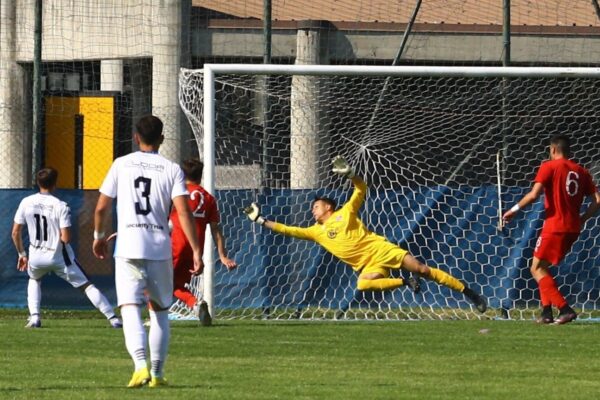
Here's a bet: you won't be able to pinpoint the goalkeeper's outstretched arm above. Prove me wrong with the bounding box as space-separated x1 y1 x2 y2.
332 155 355 179
332 155 367 213
332 155 366 187
243 203 271 228
243 156 365 238
243 203 315 240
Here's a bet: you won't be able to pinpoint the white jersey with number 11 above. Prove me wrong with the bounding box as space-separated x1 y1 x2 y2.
13 193 71 267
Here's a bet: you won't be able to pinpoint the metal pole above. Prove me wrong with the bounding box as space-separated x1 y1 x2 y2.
364 0 421 139
262 0 272 187
392 0 422 66
32 0 43 184
203 66 216 318
263 0 272 64
204 64 600 78
501 0 511 176
500 0 511 319
503 0 511 66
592 0 600 22
496 150 504 231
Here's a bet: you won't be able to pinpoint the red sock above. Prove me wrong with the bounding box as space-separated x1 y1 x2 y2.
174 288 197 309
537 276 553 307
538 275 567 309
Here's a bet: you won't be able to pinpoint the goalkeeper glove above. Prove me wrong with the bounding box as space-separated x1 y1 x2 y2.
244 202 266 225
332 156 355 179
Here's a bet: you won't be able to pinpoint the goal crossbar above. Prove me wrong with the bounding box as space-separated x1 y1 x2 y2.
197 64 600 78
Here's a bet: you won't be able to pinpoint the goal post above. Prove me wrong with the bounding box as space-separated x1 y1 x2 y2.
176 64 600 321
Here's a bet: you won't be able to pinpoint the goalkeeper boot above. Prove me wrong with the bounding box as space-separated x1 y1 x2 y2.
406 276 422 294
194 300 212 327
463 287 487 313
149 377 168 388
554 305 577 325
536 306 554 324
127 367 150 388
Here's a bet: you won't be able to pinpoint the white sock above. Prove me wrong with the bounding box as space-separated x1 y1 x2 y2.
27 279 41 320
148 309 170 378
84 284 116 319
120 305 147 371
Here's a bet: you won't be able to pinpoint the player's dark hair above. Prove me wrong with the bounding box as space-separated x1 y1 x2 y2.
550 134 571 156
313 196 337 210
135 115 163 145
182 158 204 182
36 167 58 189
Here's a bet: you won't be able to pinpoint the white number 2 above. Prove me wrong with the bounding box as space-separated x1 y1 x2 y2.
565 171 579 197
190 190 206 217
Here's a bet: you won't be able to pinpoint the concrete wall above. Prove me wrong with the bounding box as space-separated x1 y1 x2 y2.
194 29 600 65
0 1 30 187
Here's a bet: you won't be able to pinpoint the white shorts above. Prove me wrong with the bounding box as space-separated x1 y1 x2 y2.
114 257 173 309
28 259 89 288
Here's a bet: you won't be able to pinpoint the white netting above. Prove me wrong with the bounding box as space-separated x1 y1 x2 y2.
168 277 205 320
176 66 600 321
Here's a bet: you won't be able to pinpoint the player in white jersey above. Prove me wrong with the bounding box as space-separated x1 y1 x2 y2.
11 167 122 329
93 115 202 388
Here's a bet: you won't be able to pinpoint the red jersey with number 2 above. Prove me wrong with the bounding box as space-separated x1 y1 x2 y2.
534 158 597 234
170 183 219 259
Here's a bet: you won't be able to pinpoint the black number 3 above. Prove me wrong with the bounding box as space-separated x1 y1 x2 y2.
134 176 152 215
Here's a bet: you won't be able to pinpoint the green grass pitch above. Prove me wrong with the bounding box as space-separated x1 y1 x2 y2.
1 310 599 400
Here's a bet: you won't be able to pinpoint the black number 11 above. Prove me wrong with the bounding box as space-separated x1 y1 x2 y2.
33 214 48 241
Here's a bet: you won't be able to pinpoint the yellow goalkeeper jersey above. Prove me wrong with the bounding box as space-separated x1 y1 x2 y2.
271 178 407 273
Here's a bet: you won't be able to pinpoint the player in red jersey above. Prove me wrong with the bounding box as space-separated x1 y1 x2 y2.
503 134 600 325
169 159 237 325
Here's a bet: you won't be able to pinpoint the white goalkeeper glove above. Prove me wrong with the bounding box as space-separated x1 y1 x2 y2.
244 202 266 225
332 156 355 179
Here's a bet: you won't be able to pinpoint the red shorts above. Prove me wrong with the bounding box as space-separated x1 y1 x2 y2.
533 232 579 265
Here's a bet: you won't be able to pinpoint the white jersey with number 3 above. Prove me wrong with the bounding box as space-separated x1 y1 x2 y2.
100 151 188 260
13 193 71 267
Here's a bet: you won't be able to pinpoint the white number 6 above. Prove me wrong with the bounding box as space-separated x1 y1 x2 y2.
566 171 579 197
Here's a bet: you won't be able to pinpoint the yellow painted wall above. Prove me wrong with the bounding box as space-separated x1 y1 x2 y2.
45 96 78 188
44 95 115 189
80 97 114 189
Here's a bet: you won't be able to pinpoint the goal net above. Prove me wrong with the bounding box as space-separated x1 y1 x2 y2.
175 65 600 321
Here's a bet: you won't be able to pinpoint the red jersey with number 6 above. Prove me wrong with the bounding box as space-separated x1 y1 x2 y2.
534 158 597 234
170 183 219 258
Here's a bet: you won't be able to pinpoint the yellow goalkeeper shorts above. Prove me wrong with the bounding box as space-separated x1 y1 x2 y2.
358 246 408 278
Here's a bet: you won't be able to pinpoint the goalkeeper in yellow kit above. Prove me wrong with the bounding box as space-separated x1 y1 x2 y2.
244 156 487 313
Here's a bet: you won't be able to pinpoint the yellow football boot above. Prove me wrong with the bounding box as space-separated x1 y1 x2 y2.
149 377 168 388
127 367 150 388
